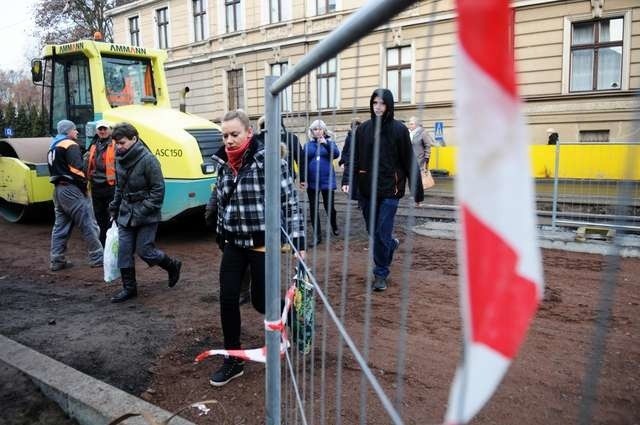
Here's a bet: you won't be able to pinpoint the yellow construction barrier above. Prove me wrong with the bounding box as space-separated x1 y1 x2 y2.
429 144 640 180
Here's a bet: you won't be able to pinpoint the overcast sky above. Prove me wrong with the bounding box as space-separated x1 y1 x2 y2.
0 0 39 73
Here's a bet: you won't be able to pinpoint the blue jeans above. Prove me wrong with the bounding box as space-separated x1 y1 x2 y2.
358 197 399 279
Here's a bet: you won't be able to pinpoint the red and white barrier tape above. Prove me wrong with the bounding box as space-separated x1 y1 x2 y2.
194 285 296 364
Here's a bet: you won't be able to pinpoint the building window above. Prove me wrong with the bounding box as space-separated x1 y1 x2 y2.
271 62 291 111
227 69 244 110
316 0 336 14
316 58 337 109
579 130 610 143
193 0 206 42
570 17 623 92
128 16 140 46
269 0 281 23
225 0 240 33
386 46 411 103
156 7 169 49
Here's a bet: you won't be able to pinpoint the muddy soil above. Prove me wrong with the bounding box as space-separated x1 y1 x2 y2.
0 206 638 425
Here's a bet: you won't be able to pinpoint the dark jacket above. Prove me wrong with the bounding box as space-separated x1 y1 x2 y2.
205 136 305 250
283 128 303 180
301 138 340 190
255 123 303 179
339 130 352 166
47 134 87 192
341 88 424 203
109 141 164 227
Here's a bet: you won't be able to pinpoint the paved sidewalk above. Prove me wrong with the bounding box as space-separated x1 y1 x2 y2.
413 221 640 258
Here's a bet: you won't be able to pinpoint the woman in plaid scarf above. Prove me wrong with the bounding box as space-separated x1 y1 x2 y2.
205 109 306 386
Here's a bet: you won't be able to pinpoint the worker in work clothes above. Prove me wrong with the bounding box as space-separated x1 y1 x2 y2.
85 119 116 245
47 119 104 271
108 122 182 303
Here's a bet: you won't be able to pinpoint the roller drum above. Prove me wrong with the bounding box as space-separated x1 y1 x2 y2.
0 138 53 222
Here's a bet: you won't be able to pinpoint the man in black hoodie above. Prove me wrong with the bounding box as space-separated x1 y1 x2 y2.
341 89 423 291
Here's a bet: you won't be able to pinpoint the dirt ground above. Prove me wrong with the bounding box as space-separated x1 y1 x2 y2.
0 206 638 425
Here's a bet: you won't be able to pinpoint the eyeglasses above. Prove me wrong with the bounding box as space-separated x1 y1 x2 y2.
312 127 323 131
97 126 109 131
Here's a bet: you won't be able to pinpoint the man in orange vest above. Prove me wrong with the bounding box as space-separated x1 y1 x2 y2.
86 119 116 245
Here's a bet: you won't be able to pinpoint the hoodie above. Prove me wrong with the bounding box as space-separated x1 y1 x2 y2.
342 88 423 202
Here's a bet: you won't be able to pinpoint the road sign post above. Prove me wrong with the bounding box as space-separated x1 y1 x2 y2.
434 121 444 143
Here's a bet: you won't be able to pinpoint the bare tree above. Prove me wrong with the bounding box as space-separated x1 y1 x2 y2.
32 0 115 47
0 71 40 107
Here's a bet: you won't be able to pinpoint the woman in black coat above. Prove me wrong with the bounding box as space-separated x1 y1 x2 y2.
108 122 182 303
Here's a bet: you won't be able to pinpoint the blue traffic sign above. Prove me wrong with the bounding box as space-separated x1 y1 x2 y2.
434 121 444 142
4 127 13 138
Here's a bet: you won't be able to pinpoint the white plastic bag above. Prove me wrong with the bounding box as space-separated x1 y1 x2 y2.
104 221 120 283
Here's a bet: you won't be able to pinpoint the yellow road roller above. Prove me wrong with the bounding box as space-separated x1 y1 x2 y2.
0 37 222 223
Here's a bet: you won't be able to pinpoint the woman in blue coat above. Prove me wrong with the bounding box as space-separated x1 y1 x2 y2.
300 119 340 247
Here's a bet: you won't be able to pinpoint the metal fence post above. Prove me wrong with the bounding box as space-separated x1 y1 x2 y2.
551 140 560 230
264 75 282 425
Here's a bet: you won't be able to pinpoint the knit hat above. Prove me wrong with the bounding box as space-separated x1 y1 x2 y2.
57 120 76 135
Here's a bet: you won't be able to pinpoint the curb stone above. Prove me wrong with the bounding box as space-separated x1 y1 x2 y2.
0 335 195 425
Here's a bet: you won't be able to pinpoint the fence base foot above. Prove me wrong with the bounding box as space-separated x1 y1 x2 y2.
575 226 616 242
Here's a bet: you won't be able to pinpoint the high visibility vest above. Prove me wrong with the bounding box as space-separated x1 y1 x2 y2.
87 140 116 186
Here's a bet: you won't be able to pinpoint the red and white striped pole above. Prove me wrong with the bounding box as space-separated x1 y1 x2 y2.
445 1 544 423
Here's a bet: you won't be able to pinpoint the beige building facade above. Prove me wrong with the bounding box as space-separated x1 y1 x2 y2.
108 0 639 144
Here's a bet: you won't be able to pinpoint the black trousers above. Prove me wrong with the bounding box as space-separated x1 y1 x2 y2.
306 188 338 240
91 186 115 246
219 244 265 349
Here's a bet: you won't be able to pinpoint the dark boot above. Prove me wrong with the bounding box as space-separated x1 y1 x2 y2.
159 255 182 287
111 268 137 303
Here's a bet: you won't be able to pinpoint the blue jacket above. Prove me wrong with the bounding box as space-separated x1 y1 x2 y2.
302 138 340 190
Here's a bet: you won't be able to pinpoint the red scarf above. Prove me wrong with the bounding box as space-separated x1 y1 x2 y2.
225 136 252 175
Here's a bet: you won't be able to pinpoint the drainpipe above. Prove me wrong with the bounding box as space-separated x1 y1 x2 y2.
179 86 190 112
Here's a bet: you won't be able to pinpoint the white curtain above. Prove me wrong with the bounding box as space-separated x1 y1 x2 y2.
572 22 593 44
597 47 622 90
600 18 623 42
570 50 593 91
